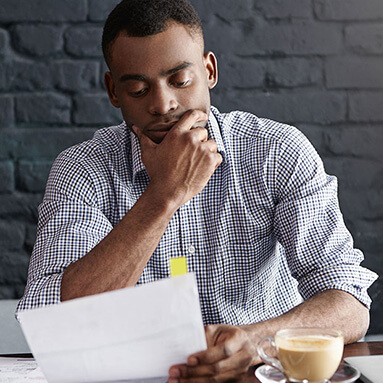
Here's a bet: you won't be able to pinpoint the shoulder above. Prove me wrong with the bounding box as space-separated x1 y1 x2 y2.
46 123 130 200
58 122 129 164
211 106 315 156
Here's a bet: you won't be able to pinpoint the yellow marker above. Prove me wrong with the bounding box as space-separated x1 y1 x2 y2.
170 257 188 277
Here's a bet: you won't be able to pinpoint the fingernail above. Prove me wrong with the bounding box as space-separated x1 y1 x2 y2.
187 356 198 366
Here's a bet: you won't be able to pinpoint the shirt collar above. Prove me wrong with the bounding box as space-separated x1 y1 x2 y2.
130 108 227 183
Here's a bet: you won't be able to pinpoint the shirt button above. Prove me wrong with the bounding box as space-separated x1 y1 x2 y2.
188 245 195 254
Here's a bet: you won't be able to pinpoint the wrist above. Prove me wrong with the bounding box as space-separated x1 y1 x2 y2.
143 182 183 218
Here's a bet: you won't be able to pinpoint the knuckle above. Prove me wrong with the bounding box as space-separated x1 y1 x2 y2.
189 109 199 118
223 343 234 357
186 366 196 377
205 324 215 335
211 362 221 374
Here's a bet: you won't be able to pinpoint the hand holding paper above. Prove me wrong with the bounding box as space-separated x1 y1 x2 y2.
19 273 207 383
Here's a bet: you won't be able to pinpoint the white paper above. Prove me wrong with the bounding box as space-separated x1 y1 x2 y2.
0 357 47 382
18 273 207 383
345 355 383 383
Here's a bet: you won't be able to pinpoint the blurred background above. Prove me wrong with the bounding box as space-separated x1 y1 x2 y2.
0 0 382 335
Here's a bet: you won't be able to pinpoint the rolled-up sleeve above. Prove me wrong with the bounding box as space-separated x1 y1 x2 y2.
16 152 113 316
273 128 378 308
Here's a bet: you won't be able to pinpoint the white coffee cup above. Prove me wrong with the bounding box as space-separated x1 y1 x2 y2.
257 328 344 383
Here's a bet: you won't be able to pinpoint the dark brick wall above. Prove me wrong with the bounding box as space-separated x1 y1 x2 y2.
0 1 382 334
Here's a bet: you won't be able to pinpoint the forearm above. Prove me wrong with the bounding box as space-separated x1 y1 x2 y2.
242 289 369 364
61 183 179 301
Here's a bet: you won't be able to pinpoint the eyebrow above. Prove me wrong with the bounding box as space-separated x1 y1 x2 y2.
119 62 193 83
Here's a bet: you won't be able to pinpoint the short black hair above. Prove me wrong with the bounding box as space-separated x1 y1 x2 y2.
102 0 203 66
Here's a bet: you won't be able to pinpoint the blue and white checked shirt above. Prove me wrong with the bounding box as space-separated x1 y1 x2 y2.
17 106 377 324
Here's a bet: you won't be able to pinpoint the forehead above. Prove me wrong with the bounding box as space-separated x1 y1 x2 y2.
108 22 204 75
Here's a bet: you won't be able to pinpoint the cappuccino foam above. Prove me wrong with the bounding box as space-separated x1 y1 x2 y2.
276 334 343 381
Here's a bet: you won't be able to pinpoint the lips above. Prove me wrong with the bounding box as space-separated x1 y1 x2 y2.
143 121 178 143
147 121 178 132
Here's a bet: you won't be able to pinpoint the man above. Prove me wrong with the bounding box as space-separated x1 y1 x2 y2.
18 0 377 381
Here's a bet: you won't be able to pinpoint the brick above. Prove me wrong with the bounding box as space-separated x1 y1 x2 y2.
254 0 311 19
325 157 382 191
5 61 52 91
219 57 322 90
17 160 52 193
0 251 30 286
338 189 383 221
0 220 25 251
0 28 8 55
65 27 103 57
0 192 41 220
16 93 71 124
297 125 327 157
4 60 99 92
88 0 121 22
213 90 346 124
0 161 15 193
345 25 383 55
55 61 100 92
73 94 122 125
25 223 37 252
352 220 383 253
0 284 26 299
265 58 322 88
206 21 342 56
11 24 63 56
0 128 97 160
192 0 254 21
349 92 383 122
0 62 5 90
314 0 383 21
257 23 342 55
326 57 383 89
218 56 265 89
0 96 14 125
0 0 87 22
316 125 383 161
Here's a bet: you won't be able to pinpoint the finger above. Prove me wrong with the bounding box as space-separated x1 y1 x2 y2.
189 337 242 366
174 110 208 133
131 124 157 149
202 139 218 153
214 152 223 169
169 349 252 379
189 126 208 142
169 369 248 383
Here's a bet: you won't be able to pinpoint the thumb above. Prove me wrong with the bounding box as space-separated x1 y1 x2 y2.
132 125 157 149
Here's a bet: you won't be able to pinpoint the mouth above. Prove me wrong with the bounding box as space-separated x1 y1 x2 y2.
141 121 176 143
147 121 178 132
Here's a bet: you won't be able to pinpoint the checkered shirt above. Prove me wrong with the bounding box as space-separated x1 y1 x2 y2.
17 106 378 324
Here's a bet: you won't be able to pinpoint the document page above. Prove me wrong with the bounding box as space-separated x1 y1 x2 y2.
345 355 383 383
0 357 47 382
18 273 207 383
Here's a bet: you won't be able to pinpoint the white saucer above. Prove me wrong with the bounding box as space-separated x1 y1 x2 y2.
255 363 360 383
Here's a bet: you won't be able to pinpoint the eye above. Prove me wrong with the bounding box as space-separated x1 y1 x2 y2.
128 88 148 97
172 80 190 88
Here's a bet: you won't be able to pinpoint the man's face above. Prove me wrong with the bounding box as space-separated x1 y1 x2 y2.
105 22 218 144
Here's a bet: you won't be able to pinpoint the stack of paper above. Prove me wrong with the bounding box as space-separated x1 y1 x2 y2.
18 273 207 383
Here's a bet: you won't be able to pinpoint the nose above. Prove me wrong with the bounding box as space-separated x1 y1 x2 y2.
148 84 178 115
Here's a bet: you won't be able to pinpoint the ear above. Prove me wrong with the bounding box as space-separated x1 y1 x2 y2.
104 71 121 108
203 51 218 89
